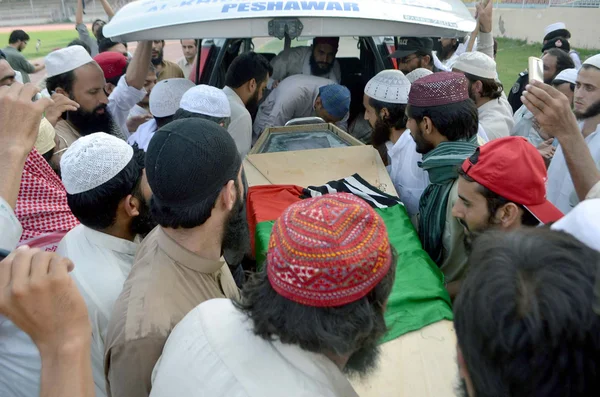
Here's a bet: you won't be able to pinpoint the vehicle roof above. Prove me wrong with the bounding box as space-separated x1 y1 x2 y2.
104 0 476 42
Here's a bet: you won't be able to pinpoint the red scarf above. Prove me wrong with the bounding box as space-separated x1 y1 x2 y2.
15 149 79 243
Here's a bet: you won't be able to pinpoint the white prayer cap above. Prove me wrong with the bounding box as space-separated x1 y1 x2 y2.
553 68 578 85
453 52 497 80
45 46 94 78
60 132 134 195
150 78 196 118
583 54 600 70
406 68 433 84
551 199 600 251
544 22 567 37
180 84 231 117
35 118 56 155
364 70 411 104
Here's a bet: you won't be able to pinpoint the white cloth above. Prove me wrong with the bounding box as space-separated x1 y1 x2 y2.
0 196 22 251
108 76 147 139
478 96 514 141
510 104 545 147
56 225 139 397
270 46 341 84
477 123 490 146
551 198 600 251
150 299 359 397
181 85 231 118
0 315 41 397
223 86 252 158
177 57 193 79
570 51 582 69
128 104 151 120
253 75 343 139
587 181 600 199
547 122 600 214
387 132 429 217
128 118 158 151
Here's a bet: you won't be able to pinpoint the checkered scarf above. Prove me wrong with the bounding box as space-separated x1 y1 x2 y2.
15 149 79 243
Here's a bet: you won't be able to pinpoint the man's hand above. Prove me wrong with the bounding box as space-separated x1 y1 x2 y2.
127 114 153 132
0 247 90 355
521 80 579 140
537 138 556 167
0 82 54 156
45 93 79 127
476 0 493 33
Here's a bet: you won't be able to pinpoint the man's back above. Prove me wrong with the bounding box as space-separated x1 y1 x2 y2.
104 226 239 397
151 299 358 397
253 74 334 137
2 46 34 83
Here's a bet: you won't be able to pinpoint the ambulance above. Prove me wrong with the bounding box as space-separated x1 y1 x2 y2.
104 2 476 396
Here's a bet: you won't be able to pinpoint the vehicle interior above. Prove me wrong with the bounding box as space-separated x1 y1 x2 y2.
196 36 396 134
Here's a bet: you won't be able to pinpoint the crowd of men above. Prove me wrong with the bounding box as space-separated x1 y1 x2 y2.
0 1 600 396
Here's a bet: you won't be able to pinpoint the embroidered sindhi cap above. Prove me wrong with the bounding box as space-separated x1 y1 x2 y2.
266 193 393 308
408 72 470 107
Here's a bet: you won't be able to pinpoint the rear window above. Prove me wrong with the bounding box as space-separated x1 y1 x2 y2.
254 37 360 58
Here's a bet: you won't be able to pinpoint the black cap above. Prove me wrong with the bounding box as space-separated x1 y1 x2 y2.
146 118 242 209
390 37 433 59
542 36 570 54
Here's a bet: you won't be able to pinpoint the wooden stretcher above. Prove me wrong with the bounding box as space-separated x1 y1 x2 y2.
243 134 458 397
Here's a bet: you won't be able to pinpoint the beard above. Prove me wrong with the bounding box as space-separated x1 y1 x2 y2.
371 117 391 147
411 126 435 154
245 88 261 115
574 98 600 120
130 192 157 238
151 50 164 66
438 44 456 62
66 103 117 136
343 340 382 379
457 217 497 253
309 54 334 77
221 189 251 265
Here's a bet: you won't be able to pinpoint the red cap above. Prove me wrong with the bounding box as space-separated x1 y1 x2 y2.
461 136 563 224
93 52 127 80
408 72 470 107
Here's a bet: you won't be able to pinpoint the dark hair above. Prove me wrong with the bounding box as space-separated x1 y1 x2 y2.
458 168 540 227
368 98 407 130
463 72 503 100
95 25 106 41
225 52 273 89
180 39 199 47
234 248 397 357
155 115 174 129
545 48 575 75
98 38 127 53
414 49 434 67
173 108 231 128
552 79 575 92
68 39 91 55
46 69 77 95
150 169 241 229
455 228 600 396
544 28 571 42
9 30 29 44
406 100 478 141
67 154 144 230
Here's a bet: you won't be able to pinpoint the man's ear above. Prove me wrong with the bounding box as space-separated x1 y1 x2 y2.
380 107 390 120
423 54 432 66
422 116 434 136
122 194 141 218
497 202 521 228
55 87 68 97
218 180 236 212
248 78 257 93
314 96 322 110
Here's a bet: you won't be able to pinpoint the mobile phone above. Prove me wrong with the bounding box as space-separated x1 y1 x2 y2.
0 248 10 261
528 57 544 83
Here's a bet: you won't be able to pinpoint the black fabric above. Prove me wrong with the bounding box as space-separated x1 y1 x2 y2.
542 37 570 53
302 174 402 209
145 118 241 208
507 71 528 114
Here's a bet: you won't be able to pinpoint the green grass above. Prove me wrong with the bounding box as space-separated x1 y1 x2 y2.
495 37 599 88
0 29 80 60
